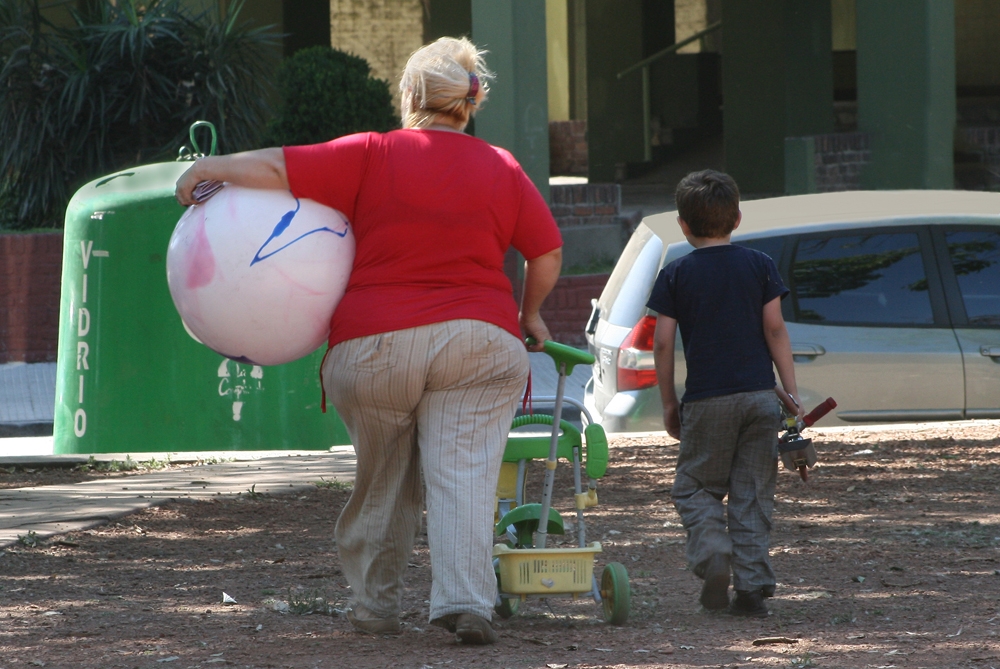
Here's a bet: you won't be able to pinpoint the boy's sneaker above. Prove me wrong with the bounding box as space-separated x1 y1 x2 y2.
345 603 401 634
729 590 769 617
698 553 731 611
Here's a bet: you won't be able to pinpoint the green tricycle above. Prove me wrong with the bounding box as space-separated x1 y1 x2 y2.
492 339 630 625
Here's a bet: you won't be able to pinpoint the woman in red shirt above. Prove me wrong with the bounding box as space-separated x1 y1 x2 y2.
176 37 562 645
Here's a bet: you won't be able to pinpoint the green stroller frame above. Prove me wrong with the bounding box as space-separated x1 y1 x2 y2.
492 339 630 625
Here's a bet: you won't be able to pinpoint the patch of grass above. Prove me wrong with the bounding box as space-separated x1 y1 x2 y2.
17 531 40 548
101 455 139 472
243 484 265 500
314 477 352 491
197 457 233 466
73 457 97 473
790 655 817 669
285 588 337 616
830 611 856 624
74 455 171 473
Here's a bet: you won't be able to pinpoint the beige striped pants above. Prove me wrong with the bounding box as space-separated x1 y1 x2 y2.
323 319 529 622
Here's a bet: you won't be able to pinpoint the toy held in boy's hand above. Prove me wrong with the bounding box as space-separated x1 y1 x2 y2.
776 391 837 481
166 184 354 366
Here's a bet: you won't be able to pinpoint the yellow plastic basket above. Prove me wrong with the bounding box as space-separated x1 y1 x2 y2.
493 542 602 594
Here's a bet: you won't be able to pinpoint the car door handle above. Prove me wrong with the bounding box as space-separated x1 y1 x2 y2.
792 345 826 357
981 347 1000 358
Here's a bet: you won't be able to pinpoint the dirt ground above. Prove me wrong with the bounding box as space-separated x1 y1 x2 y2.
3 421 1000 669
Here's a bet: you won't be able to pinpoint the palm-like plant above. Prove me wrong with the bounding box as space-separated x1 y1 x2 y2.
0 0 278 230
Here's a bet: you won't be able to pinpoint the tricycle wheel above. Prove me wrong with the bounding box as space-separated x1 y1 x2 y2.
600 562 630 625
494 570 519 619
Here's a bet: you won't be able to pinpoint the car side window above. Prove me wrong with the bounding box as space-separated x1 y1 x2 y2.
790 232 934 325
944 230 1000 326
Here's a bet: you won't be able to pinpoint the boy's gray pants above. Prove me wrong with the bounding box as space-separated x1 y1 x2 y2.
671 389 780 593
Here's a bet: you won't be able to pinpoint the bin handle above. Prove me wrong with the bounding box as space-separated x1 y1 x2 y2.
190 121 218 157
176 121 218 161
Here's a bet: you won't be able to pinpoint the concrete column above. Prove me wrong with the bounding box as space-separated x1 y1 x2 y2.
721 0 833 194
472 0 551 201
785 136 817 195
857 0 955 189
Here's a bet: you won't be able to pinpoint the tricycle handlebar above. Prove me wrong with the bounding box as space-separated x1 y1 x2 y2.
525 338 595 375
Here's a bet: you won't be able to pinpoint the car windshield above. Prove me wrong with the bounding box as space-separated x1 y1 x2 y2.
600 224 662 327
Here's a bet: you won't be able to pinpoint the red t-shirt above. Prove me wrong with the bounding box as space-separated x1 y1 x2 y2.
283 129 562 347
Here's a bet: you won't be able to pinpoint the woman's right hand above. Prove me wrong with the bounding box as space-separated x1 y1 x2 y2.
175 161 205 206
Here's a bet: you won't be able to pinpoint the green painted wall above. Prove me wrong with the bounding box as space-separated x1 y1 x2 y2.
425 0 473 41
472 0 551 200
283 0 331 56
585 0 645 182
721 0 833 194
857 0 955 189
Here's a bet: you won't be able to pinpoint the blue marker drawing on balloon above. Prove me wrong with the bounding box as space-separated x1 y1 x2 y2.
250 199 349 266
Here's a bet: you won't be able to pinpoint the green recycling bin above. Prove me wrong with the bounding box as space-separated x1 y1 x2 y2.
53 158 350 454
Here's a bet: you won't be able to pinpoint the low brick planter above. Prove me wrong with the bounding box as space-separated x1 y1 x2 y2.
0 232 63 363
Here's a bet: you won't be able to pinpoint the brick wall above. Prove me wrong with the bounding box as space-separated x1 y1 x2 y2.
809 128 1000 191
549 183 620 223
549 120 588 176
0 233 63 363
549 183 642 235
958 126 1000 190
328 0 425 110
813 132 871 192
548 183 642 274
540 273 608 348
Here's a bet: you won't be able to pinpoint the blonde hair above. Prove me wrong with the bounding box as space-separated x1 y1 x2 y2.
400 37 493 130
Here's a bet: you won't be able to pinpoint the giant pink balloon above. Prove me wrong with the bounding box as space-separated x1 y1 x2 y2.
166 185 354 366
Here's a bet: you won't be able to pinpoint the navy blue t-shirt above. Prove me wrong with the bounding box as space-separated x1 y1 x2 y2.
645 244 789 402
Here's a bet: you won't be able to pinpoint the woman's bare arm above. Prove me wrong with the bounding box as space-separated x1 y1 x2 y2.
519 247 562 351
175 149 289 206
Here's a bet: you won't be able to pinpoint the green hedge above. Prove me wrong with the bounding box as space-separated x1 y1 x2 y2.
265 46 398 147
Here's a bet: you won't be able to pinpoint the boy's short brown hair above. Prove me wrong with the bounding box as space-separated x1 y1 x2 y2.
675 169 741 238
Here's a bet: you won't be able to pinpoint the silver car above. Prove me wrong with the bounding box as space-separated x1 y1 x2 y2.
584 191 1000 431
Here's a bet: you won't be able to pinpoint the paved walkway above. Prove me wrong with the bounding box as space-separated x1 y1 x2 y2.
0 448 357 549
0 362 56 436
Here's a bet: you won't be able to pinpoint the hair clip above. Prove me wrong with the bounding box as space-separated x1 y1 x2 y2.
467 72 479 105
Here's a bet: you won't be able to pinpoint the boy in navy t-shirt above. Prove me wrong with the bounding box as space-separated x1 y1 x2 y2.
647 170 803 617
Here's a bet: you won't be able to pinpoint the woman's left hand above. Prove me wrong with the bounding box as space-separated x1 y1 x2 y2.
520 312 551 352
